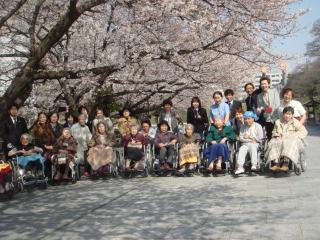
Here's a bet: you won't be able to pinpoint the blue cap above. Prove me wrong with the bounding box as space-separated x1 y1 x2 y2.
243 111 258 121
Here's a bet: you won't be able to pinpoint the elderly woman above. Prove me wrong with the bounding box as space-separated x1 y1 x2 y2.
205 118 236 171
234 112 264 175
8 133 44 177
154 121 178 170
210 91 231 126
178 124 201 173
88 122 115 175
277 88 307 125
140 119 157 144
265 106 308 172
92 107 114 135
71 114 92 177
53 128 77 180
117 108 139 136
123 125 148 171
158 99 182 134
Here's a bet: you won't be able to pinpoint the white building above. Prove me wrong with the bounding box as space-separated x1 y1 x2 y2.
252 72 283 89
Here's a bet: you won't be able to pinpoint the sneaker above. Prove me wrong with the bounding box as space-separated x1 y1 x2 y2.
280 164 289 172
251 166 257 171
235 168 245 175
271 164 280 172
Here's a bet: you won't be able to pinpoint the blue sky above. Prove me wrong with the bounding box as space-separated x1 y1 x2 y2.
273 0 320 72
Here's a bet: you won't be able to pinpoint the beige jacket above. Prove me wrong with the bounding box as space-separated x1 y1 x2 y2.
272 118 308 140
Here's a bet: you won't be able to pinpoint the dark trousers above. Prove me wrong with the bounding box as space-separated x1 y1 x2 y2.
264 122 275 140
159 145 175 164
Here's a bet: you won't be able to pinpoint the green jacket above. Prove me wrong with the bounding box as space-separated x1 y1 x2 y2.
206 125 236 144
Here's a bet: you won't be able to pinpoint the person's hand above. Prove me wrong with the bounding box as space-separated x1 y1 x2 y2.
159 143 164 148
45 145 53 150
220 138 227 144
211 140 216 145
252 140 256 144
256 108 262 114
244 133 250 139
171 140 177 145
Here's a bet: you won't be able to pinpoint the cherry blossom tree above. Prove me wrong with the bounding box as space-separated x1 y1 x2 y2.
0 0 304 122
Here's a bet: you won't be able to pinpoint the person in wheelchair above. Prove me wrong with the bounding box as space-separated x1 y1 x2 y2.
87 122 116 176
8 133 44 178
154 121 178 170
140 119 157 144
1 140 13 194
205 118 236 172
53 128 77 181
177 124 201 174
265 106 308 172
123 125 148 171
234 111 264 175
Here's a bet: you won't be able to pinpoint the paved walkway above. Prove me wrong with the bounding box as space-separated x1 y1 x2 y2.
1 126 320 240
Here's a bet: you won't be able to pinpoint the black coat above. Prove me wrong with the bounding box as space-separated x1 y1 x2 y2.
226 100 242 119
187 107 209 134
0 115 28 147
245 88 261 112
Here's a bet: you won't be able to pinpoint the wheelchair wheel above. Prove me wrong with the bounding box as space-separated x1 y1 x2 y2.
294 166 302 176
299 155 307 172
143 168 149 177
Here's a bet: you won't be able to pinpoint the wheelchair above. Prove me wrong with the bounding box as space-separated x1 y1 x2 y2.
10 148 48 190
151 143 179 176
233 138 267 176
200 140 236 176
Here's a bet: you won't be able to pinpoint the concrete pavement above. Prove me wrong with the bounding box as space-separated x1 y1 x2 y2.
1 126 320 240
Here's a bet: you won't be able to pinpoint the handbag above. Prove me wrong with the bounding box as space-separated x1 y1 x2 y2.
57 154 67 165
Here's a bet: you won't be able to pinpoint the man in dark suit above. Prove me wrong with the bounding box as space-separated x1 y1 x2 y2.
244 83 261 112
224 89 242 119
0 104 28 155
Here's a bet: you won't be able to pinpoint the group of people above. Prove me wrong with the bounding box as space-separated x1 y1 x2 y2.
0 75 309 193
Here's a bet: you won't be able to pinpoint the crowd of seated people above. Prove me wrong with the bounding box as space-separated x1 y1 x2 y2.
0 75 310 184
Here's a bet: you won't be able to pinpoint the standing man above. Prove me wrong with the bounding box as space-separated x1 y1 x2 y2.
224 89 242 119
256 76 280 140
0 104 28 155
244 83 261 112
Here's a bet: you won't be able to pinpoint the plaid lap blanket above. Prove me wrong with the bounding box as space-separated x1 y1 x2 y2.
179 143 199 167
266 136 303 164
87 146 114 170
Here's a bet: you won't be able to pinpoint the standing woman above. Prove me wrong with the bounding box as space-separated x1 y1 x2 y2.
277 88 307 125
32 112 56 177
117 108 139 137
210 91 230 126
187 97 209 138
158 99 182 134
48 112 63 138
78 106 93 132
92 107 114 135
63 112 75 129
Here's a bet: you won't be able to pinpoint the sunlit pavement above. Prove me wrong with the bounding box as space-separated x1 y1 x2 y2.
1 126 320 240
